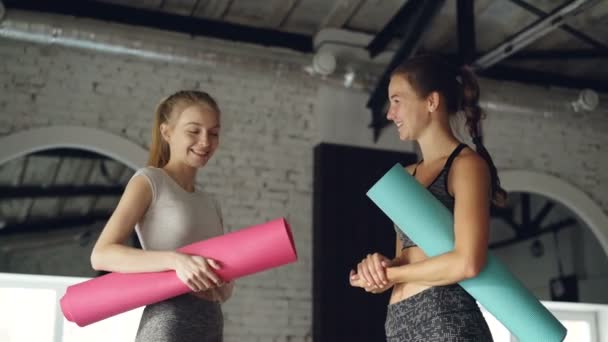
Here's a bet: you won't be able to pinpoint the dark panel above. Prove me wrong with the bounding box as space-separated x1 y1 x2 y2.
313 143 417 342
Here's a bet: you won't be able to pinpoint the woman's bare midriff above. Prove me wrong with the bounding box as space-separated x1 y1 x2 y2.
389 246 431 305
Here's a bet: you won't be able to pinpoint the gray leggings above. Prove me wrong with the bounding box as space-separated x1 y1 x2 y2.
385 285 493 342
135 293 223 342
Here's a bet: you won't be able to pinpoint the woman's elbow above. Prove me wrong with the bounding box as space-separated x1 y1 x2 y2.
90 247 106 271
462 257 487 279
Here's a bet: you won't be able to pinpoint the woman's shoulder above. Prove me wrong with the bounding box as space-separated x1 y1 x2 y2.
450 149 490 184
131 167 165 198
452 148 487 171
133 166 163 177
403 162 421 175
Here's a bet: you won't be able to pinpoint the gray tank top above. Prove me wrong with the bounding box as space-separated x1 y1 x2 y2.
133 167 224 250
396 144 467 249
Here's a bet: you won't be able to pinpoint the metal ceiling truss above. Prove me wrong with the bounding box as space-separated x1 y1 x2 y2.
0 211 112 236
366 0 446 141
472 0 595 70
511 49 608 60
507 0 608 51
477 0 608 90
457 0 476 65
0 184 124 199
0 149 127 236
367 0 606 140
490 194 577 249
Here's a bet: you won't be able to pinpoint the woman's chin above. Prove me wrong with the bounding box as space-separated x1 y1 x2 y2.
398 132 411 141
187 157 210 168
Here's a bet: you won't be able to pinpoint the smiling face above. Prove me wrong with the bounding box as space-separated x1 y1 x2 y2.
386 74 433 141
161 104 220 169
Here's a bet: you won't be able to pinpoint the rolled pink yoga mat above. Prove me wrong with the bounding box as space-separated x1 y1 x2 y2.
61 217 297 327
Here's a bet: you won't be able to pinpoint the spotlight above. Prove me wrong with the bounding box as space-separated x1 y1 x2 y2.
571 88 599 112
312 50 336 76
343 68 356 88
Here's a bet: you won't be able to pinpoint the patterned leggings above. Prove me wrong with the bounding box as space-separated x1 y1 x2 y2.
385 285 494 342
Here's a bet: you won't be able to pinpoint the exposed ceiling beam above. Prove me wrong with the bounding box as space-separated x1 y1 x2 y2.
192 0 233 19
496 212 520 233
367 0 421 58
0 185 124 199
4 0 313 53
531 201 555 229
16 155 29 186
490 217 577 249
366 0 446 141
270 0 299 28
511 49 608 60
159 0 197 16
0 211 111 236
521 193 531 228
507 0 608 51
319 0 365 29
473 0 593 70
479 65 608 92
457 0 476 64
29 148 109 160
57 159 100 215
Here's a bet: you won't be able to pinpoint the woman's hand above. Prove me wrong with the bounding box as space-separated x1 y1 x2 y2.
357 253 393 289
172 252 224 292
191 281 235 302
191 289 220 302
349 270 393 294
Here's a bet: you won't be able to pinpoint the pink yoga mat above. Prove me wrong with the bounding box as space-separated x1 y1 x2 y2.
61 217 297 327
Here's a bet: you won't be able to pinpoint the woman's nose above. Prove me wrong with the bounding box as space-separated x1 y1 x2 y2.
386 107 394 121
199 133 210 147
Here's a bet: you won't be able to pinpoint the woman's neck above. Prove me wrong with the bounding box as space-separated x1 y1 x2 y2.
162 161 197 192
417 120 460 163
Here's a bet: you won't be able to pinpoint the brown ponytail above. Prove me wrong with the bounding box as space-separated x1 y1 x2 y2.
147 90 221 168
459 66 507 207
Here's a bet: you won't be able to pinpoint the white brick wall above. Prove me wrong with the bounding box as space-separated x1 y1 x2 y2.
480 79 608 211
1 8 608 341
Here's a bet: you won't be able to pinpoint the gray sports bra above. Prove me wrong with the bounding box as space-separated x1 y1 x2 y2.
396 143 467 249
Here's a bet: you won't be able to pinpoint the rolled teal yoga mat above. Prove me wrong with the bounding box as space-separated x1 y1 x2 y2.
367 164 566 342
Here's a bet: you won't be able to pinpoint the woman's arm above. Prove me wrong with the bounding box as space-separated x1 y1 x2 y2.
90 174 223 291
90 175 177 273
214 281 235 302
386 153 491 286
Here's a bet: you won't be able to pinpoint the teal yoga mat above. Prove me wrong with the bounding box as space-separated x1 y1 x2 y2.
366 164 567 342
